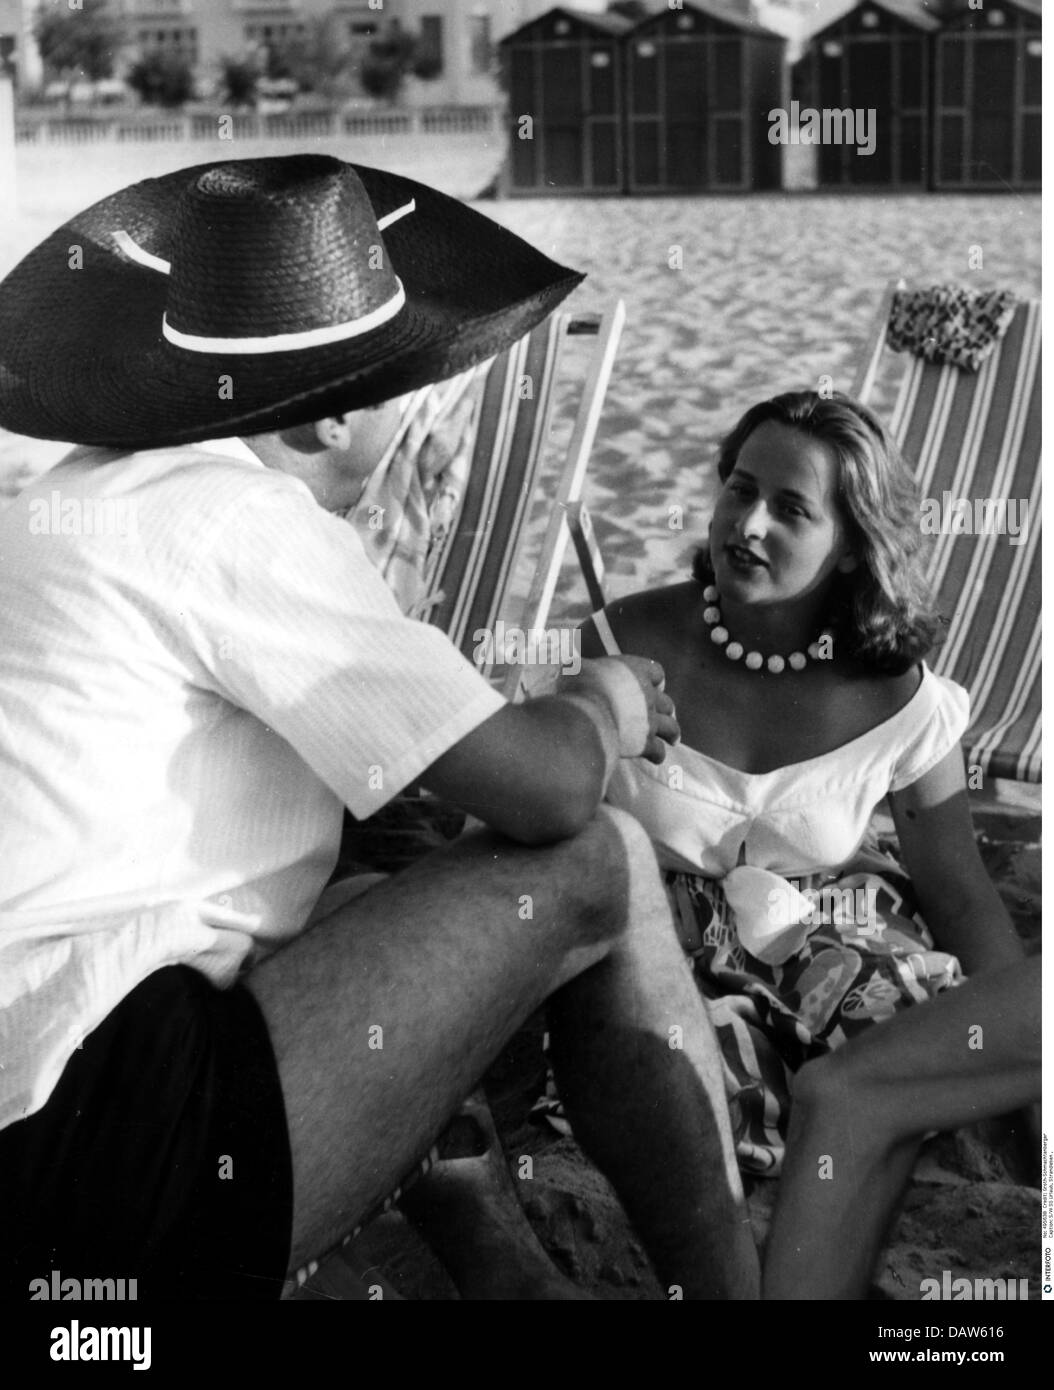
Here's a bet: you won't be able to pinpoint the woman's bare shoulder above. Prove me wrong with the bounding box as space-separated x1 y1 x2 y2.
603 581 699 655
840 659 924 725
878 662 924 710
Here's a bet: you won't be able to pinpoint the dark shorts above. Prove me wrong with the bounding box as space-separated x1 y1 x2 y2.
0 966 293 1301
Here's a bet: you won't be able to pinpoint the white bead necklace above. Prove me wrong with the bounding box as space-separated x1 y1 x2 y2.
702 584 831 675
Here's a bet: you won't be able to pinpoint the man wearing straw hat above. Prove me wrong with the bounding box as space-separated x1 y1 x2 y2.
0 156 756 1301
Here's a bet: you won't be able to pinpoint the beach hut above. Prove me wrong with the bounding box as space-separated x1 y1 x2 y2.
500 7 632 195
933 0 1041 191
795 0 938 190
624 1 785 193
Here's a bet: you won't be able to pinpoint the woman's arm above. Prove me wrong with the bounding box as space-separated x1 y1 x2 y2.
888 747 1024 974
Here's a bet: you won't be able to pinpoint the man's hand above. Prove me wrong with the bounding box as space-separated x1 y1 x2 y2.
557 656 680 764
420 657 678 845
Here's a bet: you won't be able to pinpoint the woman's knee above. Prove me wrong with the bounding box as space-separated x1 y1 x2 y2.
788 1051 849 1119
789 1046 894 1158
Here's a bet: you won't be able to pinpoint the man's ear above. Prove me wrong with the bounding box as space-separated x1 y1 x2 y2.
314 414 354 450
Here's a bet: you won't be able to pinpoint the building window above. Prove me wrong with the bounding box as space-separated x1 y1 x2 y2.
138 26 198 65
469 14 492 76
244 22 307 46
419 15 444 76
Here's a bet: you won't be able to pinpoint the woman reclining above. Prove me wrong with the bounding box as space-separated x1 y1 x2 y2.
579 389 1029 1182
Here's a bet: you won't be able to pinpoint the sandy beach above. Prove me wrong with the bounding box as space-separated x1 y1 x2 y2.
0 133 1041 1301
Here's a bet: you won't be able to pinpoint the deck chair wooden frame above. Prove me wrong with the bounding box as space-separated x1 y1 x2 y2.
853 282 1041 783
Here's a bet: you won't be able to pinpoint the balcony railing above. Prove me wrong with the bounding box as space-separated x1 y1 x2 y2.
121 0 193 16
229 0 302 12
14 105 502 146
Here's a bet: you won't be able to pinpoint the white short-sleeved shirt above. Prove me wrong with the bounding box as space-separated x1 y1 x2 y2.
0 438 505 1130
595 613 970 879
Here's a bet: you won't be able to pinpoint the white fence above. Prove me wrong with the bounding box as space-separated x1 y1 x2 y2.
15 105 502 146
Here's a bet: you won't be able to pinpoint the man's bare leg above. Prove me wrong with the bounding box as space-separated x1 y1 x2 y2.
763 957 1041 1300
247 805 758 1297
546 840 758 1300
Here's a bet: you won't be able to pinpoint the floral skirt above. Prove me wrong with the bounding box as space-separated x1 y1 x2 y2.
668 861 962 1175
531 858 962 1177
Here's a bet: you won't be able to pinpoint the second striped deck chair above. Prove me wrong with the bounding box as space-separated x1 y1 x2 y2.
853 284 1041 783
424 300 624 696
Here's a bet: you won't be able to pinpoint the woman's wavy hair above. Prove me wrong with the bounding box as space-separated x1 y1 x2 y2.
693 390 944 674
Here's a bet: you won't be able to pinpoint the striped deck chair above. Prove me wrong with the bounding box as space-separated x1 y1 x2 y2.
425 299 624 696
852 284 1041 783
290 301 626 1296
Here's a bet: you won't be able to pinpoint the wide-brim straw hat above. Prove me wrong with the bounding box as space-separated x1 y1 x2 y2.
0 154 584 449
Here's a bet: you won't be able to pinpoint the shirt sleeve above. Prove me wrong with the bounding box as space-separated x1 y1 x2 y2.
176 472 506 819
888 671 971 793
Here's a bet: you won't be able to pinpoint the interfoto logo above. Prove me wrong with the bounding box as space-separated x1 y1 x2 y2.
768 101 876 157
28 490 139 539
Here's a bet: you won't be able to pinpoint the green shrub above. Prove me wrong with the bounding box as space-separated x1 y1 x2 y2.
127 51 194 109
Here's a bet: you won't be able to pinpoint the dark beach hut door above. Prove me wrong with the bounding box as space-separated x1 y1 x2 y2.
627 33 663 188
815 4 930 188
584 40 622 190
506 10 625 192
540 27 586 188
710 34 748 189
665 25 713 188
628 6 750 192
508 37 541 189
935 2 1041 190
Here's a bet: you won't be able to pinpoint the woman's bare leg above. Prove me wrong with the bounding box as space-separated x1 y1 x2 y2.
763 956 1041 1300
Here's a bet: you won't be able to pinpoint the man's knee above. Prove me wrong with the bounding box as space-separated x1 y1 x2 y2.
593 802 662 867
550 804 665 951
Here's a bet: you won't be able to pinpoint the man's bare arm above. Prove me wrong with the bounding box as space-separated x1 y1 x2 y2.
422 658 678 846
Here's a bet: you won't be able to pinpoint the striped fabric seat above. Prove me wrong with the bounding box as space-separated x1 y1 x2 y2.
427 301 625 694
854 286 1041 783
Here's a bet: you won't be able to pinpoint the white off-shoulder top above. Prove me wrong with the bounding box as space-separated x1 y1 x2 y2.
594 610 971 880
